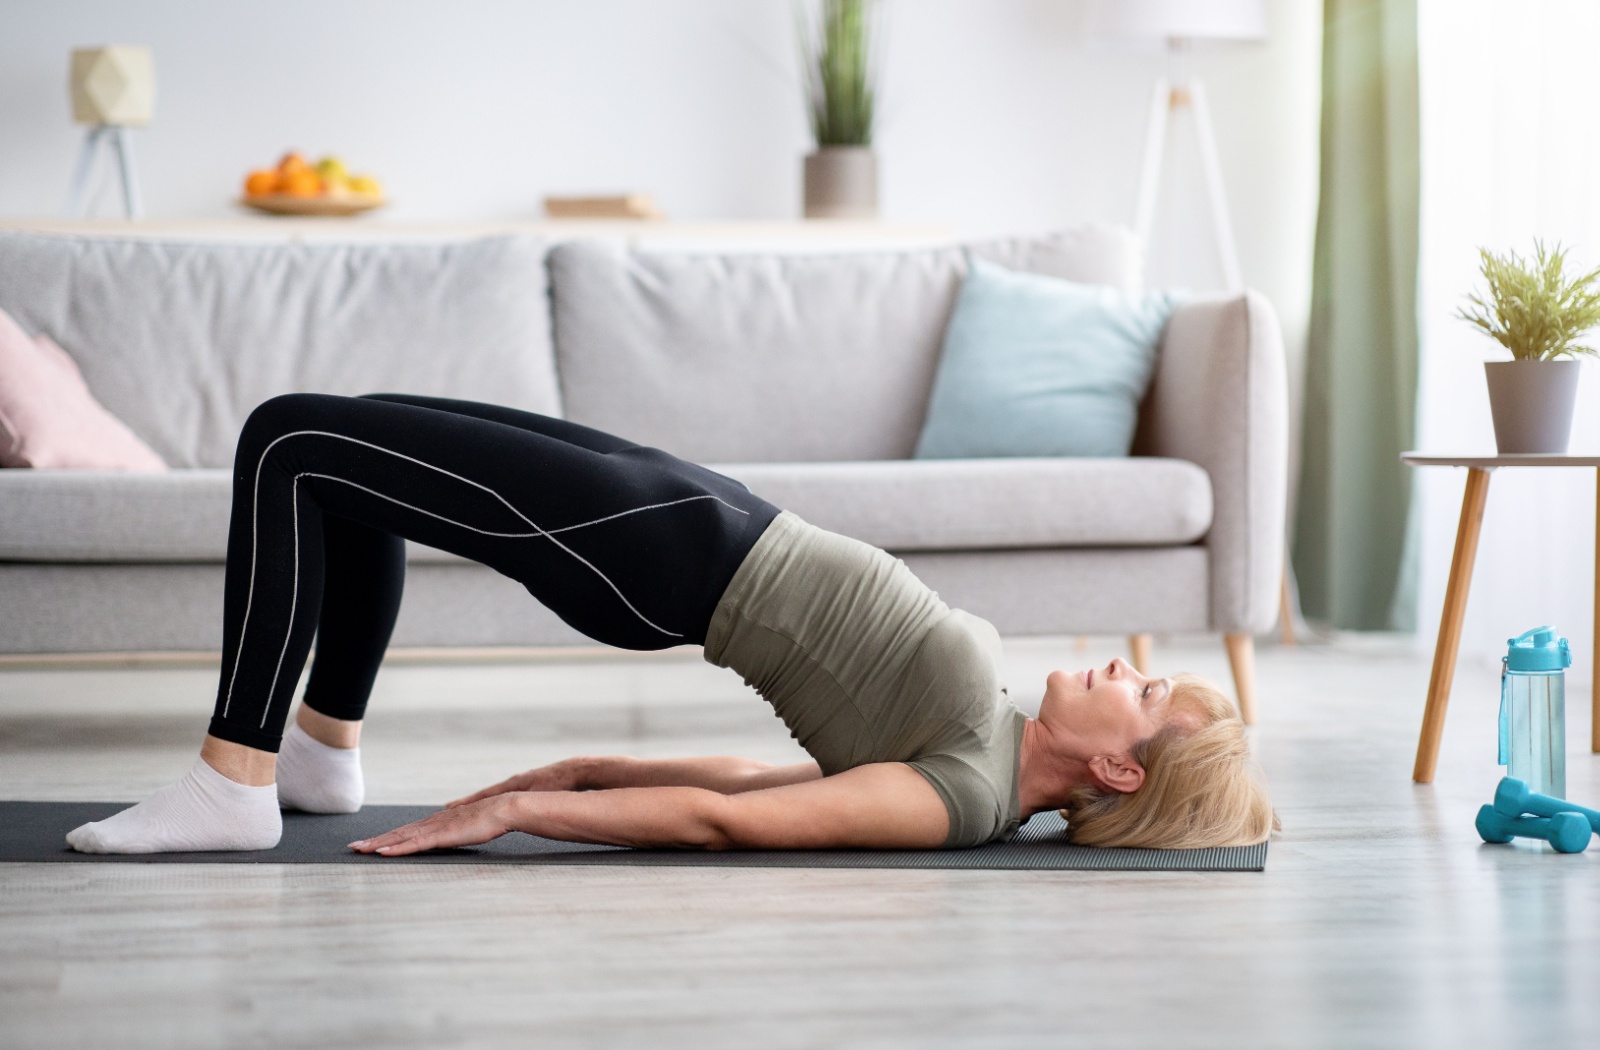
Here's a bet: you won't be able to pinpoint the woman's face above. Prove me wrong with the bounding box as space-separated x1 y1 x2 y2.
1038 657 1178 760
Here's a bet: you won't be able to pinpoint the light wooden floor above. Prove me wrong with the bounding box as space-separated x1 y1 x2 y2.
3 636 1598 1050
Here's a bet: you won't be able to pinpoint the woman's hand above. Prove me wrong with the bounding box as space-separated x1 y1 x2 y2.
446 760 583 808
350 795 523 856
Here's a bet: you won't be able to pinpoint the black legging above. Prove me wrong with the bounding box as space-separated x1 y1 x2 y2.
207 393 779 753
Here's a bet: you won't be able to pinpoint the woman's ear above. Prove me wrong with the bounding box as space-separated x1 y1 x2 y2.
1087 753 1146 795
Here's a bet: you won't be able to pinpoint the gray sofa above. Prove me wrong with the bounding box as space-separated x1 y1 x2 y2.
0 227 1286 715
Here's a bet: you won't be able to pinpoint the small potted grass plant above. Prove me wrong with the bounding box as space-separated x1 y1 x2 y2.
1457 240 1600 453
799 0 879 219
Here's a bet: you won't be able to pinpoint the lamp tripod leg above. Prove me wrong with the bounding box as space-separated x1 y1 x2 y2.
1188 78 1243 292
66 125 107 217
110 127 143 220
1132 77 1171 250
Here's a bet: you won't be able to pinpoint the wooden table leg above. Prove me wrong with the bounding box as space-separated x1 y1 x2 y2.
1413 467 1492 783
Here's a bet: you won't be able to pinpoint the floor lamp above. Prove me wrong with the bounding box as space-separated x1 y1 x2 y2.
66 46 154 220
1082 0 1266 290
1082 2 1297 677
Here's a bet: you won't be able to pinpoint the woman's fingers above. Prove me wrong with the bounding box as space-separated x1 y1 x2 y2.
349 799 514 856
446 764 566 808
445 774 525 809
444 787 492 809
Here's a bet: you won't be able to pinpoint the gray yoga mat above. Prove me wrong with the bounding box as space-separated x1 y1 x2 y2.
0 802 1267 871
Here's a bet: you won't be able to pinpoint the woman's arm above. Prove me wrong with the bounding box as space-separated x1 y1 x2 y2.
447 755 822 807
352 762 950 855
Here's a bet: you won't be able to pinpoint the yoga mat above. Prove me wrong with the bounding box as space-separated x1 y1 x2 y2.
0 802 1267 871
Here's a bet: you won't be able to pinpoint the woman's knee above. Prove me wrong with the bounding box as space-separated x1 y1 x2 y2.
236 393 338 457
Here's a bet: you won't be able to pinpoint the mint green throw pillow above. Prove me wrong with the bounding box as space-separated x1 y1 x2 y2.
913 257 1178 460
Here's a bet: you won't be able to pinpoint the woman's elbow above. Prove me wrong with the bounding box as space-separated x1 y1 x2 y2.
693 793 758 851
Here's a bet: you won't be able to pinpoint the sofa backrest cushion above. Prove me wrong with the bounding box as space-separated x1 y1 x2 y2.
0 232 560 468
548 226 1141 462
914 259 1179 460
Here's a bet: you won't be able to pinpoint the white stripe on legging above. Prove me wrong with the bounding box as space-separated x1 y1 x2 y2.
222 428 746 723
297 476 748 539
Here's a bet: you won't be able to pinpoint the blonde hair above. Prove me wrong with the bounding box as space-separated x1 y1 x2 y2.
1059 674 1278 849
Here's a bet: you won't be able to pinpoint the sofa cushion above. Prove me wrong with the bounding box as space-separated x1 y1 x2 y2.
0 470 459 564
0 457 1210 562
549 226 1142 464
720 458 1211 550
0 232 561 469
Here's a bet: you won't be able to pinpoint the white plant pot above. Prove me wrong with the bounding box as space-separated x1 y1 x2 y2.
803 147 877 220
1484 360 1582 453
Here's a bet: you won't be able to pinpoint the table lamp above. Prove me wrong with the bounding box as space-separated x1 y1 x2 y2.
66 45 155 219
1082 0 1267 290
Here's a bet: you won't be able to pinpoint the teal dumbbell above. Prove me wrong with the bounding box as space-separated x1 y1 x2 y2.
1475 805 1590 853
1492 777 1600 835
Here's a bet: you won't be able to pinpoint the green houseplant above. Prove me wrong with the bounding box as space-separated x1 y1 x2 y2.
1457 241 1600 453
799 0 879 219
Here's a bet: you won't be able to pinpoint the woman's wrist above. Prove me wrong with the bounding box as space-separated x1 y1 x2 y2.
563 755 616 791
500 791 545 836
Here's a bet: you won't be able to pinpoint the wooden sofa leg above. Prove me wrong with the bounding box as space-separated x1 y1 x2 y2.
1223 632 1258 725
1129 634 1153 674
1278 559 1297 646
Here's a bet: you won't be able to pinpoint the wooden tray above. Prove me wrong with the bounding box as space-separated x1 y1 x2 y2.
237 193 385 217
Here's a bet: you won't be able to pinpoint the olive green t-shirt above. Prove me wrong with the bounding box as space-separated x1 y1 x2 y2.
703 511 1029 848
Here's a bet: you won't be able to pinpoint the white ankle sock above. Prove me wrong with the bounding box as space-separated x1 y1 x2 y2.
66 758 282 854
275 720 364 814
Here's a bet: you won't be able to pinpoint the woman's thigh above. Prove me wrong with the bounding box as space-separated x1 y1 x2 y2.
356 392 635 454
235 393 777 649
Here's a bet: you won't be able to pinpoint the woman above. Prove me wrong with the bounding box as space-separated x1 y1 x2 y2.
67 393 1274 856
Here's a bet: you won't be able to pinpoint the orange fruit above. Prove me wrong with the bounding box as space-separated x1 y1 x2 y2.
277 151 310 176
244 170 278 196
281 170 322 197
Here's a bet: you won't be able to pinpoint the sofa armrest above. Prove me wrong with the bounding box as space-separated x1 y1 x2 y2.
1133 291 1288 634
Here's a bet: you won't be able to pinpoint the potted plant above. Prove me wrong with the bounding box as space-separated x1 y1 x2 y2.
799 0 879 219
1457 240 1600 453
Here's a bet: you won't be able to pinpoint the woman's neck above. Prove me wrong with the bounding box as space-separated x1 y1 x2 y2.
1016 716 1093 818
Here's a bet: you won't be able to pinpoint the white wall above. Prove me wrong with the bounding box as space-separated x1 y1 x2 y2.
1416 0 1600 688
0 0 1320 304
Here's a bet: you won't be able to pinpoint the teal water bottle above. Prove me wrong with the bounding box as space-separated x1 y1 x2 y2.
1499 627 1570 799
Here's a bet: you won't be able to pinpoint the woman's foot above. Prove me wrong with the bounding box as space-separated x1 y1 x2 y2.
276 720 365 814
65 758 282 854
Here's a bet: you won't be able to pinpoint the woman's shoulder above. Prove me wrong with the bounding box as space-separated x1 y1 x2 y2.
906 707 1028 848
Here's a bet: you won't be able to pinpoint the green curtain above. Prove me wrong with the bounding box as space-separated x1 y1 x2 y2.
1293 0 1421 631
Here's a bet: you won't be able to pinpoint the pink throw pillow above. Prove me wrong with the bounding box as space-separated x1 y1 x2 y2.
0 308 167 471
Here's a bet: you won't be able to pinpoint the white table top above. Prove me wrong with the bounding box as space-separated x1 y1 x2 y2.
1401 452 1600 467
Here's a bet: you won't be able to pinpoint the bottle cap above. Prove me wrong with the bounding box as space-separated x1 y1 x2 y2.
1505 626 1572 672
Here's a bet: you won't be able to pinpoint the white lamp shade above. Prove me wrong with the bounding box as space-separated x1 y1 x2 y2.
1082 0 1267 42
70 46 155 126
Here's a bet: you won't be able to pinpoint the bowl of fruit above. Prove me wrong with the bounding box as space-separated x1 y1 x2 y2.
239 152 385 216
